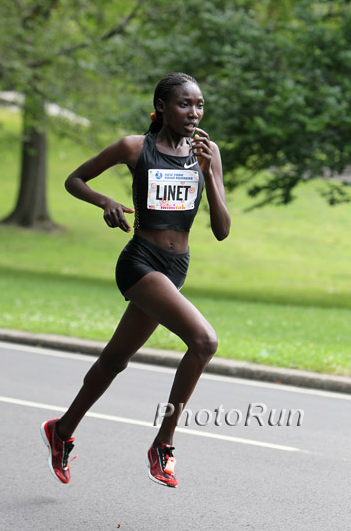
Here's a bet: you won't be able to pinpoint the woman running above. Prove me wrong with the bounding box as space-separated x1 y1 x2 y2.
41 72 231 488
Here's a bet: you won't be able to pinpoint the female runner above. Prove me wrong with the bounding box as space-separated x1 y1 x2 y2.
41 72 231 488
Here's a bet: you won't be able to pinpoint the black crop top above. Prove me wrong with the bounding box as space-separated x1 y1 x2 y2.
132 133 204 232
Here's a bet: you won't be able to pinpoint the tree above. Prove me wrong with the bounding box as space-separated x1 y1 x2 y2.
127 0 351 207
0 0 146 229
2 0 351 222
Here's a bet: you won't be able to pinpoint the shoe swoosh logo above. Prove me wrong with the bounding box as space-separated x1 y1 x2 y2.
184 161 197 169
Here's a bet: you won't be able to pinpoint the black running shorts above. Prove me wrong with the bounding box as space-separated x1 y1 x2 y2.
115 234 190 299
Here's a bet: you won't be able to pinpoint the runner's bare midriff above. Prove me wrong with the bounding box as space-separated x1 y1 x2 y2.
135 228 189 253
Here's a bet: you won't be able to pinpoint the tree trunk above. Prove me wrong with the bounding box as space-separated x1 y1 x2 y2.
1 92 58 230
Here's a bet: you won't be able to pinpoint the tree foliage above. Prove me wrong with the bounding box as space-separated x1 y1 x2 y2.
0 0 146 228
1 0 351 222
127 0 351 206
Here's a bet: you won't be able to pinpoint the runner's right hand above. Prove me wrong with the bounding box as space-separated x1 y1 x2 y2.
103 199 134 232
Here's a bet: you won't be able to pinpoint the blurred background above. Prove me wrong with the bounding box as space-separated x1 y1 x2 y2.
1 0 351 375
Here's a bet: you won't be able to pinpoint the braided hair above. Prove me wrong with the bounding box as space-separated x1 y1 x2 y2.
145 72 199 135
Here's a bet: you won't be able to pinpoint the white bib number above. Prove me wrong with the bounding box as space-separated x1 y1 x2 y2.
147 169 199 211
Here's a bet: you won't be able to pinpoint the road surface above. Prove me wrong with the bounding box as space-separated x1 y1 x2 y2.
0 341 350 530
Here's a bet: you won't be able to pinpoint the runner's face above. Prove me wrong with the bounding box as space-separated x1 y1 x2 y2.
159 82 204 137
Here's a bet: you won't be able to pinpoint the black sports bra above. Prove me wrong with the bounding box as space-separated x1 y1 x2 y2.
133 134 204 232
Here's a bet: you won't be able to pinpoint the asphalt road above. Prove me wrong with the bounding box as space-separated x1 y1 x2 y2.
0 341 350 531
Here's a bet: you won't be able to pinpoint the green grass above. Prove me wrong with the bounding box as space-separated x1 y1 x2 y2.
1 107 351 376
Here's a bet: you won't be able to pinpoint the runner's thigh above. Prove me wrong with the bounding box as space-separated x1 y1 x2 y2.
125 271 217 349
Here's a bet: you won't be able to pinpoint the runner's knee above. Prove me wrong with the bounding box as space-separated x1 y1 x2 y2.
189 326 218 363
96 353 129 379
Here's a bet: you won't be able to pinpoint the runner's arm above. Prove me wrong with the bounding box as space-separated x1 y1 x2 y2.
65 136 142 231
204 141 231 240
191 128 230 240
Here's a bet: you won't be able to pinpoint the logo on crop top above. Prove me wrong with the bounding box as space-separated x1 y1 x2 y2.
183 161 197 169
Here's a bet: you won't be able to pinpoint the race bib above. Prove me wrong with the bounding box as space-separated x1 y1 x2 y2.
147 169 199 211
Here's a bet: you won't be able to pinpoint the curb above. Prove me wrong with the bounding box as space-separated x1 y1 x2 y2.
1 328 351 395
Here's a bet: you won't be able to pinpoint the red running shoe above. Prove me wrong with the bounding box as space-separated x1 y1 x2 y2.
146 444 178 488
40 418 76 484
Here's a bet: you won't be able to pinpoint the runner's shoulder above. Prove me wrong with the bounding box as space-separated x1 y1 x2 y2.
115 135 145 167
210 140 220 152
119 134 145 149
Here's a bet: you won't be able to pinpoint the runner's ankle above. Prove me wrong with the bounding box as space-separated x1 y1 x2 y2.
55 420 71 442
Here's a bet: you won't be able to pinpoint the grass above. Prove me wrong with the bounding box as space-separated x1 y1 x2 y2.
1 107 351 376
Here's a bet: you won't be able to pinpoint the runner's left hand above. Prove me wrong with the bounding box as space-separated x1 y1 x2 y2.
190 127 213 175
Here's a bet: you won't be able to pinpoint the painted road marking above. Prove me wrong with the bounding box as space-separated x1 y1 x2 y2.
0 395 304 453
1 341 351 401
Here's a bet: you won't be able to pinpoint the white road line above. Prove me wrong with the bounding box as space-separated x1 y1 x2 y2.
1 341 351 401
0 395 302 453
0 341 97 362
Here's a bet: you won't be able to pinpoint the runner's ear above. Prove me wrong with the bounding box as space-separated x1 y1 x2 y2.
155 98 166 113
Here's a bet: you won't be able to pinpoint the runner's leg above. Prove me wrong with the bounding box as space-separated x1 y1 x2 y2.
56 302 159 441
125 271 218 447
